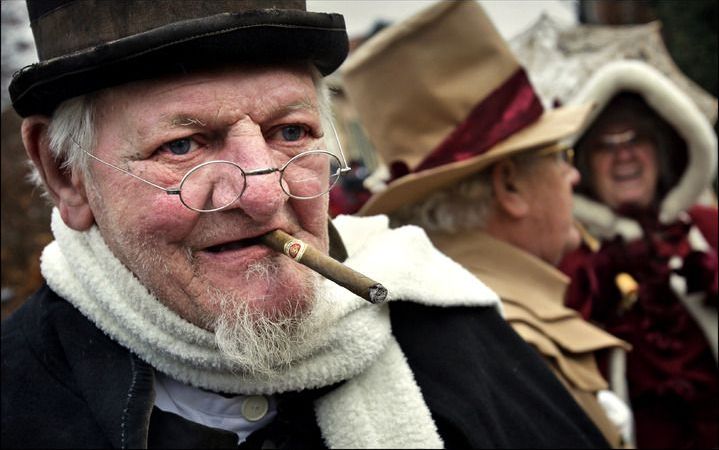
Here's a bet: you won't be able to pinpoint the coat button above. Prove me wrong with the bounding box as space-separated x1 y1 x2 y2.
242 395 269 422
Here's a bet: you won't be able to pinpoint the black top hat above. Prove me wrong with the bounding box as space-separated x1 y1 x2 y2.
9 0 348 118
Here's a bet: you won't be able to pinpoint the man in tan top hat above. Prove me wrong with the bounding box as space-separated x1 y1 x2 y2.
342 1 632 447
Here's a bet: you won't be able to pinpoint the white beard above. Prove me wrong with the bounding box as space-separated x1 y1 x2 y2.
211 261 330 377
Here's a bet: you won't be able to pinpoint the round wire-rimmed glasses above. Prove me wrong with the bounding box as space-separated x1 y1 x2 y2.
81 123 351 213
85 150 347 212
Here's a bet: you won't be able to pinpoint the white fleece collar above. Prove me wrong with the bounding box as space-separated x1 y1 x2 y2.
41 209 498 448
572 194 645 241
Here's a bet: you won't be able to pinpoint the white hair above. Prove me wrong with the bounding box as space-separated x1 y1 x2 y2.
389 152 541 233
26 94 97 196
389 171 495 233
311 67 341 156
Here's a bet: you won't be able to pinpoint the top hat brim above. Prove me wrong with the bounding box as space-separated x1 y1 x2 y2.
358 103 594 217
10 9 348 117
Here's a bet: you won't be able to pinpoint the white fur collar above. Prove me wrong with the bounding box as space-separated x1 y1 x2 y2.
41 209 498 448
569 60 717 225
573 194 644 241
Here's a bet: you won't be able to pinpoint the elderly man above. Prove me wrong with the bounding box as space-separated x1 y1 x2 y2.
559 60 718 449
1 1 610 448
343 2 631 448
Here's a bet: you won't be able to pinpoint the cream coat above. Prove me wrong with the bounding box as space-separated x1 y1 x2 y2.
428 229 631 447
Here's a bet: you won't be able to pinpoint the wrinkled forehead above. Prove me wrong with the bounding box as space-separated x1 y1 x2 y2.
93 64 320 127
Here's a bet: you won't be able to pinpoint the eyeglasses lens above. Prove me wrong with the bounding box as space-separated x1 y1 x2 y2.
180 161 246 212
281 151 342 199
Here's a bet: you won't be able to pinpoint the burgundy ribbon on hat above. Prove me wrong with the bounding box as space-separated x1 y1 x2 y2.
390 69 544 180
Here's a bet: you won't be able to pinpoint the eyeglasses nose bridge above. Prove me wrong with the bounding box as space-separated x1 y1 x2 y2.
244 167 280 177
240 166 284 198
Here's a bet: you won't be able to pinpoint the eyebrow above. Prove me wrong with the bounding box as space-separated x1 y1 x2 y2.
151 98 320 137
170 116 207 127
258 99 319 124
135 115 207 139
283 99 316 113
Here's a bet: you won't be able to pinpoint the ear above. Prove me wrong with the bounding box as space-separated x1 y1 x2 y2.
490 160 530 219
22 116 95 231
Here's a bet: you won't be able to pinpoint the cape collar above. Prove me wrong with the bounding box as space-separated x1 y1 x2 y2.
428 228 568 318
427 228 629 392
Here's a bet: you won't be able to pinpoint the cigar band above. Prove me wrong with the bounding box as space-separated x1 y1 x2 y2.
283 239 307 261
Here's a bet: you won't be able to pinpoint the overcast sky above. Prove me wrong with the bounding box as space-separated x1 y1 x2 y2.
307 0 577 39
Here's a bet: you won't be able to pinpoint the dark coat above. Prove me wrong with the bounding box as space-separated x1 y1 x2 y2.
2 284 608 448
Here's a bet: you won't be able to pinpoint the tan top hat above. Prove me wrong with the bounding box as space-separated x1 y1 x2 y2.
342 1 592 217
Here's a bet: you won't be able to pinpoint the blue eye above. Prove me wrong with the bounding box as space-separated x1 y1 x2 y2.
281 126 305 142
163 138 193 155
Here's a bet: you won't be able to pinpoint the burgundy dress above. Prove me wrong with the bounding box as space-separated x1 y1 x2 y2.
560 205 718 449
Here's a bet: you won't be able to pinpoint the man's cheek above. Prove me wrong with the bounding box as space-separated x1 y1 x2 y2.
134 199 197 237
291 197 329 248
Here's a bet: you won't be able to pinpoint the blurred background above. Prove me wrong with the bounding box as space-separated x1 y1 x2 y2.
2 0 717 319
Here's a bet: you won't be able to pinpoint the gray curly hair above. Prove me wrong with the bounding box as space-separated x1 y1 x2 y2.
388 151 542 233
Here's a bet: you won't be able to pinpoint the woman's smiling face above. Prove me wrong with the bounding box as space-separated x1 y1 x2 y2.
588 122 659 211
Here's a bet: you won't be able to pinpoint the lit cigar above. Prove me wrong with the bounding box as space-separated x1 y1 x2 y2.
259 229 388 304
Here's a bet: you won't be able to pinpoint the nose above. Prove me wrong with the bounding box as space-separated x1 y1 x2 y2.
612 143 637 160
237 168 287 220
228 144 287 220
216 128 287 220
568 165 581 187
